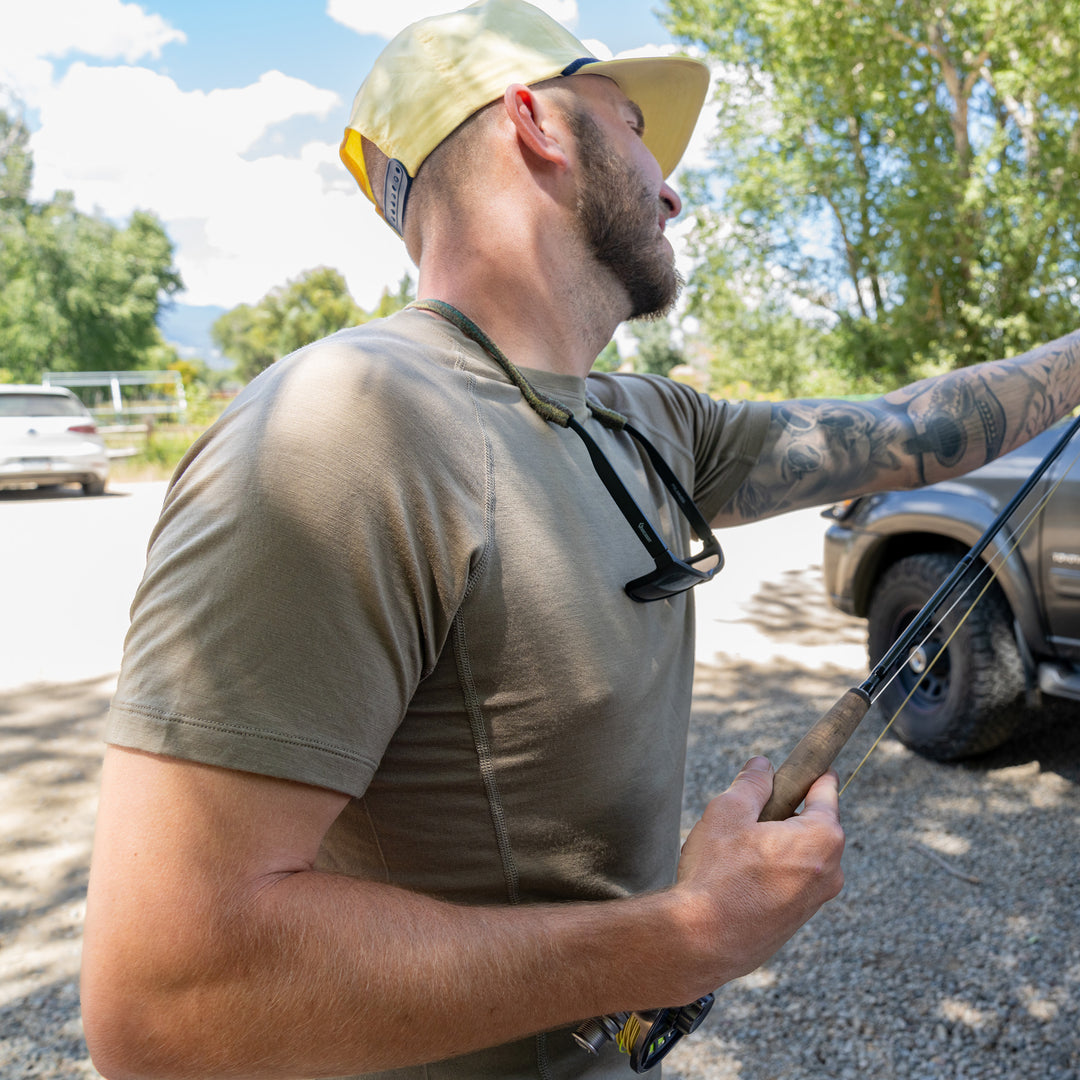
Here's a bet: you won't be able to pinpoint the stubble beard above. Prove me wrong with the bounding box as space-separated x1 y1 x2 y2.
568 109 683 321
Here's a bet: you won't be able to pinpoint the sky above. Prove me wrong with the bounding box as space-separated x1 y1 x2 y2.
0 0 718 316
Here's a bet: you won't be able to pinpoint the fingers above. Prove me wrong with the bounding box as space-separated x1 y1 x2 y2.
800 769 840 823
669 759 847 995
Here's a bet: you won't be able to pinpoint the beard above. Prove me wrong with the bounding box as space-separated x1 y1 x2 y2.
567 109 683 320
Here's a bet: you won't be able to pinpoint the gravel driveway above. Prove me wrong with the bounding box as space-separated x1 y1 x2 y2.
1 494 1077 1079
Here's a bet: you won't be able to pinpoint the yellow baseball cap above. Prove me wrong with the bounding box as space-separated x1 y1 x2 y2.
340 0 710 235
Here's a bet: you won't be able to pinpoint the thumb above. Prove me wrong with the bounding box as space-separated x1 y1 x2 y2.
726 756 774 812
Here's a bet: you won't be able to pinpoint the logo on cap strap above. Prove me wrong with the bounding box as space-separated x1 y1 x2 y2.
384 159 412 236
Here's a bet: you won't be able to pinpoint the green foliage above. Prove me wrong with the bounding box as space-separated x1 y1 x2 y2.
107 423 209 482
167 357 207 389
212 266 366 383
213 269 417 384
627 319 684 377
0 108 183 383
592 339 624 373
370 273 416 319
0 109 32 207
665 0 1080 387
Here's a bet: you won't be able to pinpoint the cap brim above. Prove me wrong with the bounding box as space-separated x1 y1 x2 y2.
340 50 711 215
571 55 710 178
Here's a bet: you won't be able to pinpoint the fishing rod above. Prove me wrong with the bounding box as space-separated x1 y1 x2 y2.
757 409 1080 821
575 411 1080 1072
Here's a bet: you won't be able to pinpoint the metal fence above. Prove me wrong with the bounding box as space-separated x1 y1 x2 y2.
42 370 187 421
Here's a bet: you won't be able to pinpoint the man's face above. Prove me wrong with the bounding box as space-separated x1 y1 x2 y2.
565 87 683 320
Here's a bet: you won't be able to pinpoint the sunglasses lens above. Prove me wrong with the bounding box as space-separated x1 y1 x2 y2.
689 550 722 574
626 553 722 602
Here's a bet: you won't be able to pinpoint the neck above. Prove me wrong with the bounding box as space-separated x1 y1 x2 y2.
414 216 629 378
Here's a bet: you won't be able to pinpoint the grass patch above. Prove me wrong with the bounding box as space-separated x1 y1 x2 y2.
106 424 208 483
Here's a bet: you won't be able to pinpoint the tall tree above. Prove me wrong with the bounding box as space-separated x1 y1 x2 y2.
212 269 418 384
627 318 683 377
212 267 369 383
0 108 183 383
0 108 32 208
369 272 416 320
665 0 1080 385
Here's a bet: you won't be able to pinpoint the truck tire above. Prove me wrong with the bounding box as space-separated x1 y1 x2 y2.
867 552 1025 760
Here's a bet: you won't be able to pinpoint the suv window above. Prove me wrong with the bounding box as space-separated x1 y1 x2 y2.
0 394 88 418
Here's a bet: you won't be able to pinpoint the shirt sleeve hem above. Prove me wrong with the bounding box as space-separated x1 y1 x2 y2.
106 700 377 799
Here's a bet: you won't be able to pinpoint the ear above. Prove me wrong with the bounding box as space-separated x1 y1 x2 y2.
502 83 570 169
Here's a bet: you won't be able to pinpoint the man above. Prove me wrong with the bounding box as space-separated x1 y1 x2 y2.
81 2 1080 1078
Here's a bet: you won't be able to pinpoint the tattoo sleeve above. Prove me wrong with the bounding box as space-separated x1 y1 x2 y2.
722 330 1080 525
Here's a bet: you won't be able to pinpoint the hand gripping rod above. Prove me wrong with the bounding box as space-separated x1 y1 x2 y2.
577 413 1080 1070
759 412 1080 821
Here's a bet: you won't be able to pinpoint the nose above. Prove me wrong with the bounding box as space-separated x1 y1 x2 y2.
659 181 682 227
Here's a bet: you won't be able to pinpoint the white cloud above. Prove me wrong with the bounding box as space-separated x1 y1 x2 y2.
326 0 578 40
0 0 426 310
580 37 613 60
2 1 713 315
27 59 411 308
0 0 184 105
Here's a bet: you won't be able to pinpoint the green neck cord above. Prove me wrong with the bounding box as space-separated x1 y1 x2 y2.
408 298 627 431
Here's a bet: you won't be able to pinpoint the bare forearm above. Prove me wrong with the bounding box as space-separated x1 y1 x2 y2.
84 864 685 1079
83 752 843 1080
723 329 1080 523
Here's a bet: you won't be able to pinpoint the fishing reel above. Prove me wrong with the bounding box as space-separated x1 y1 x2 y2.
572 994 714 1073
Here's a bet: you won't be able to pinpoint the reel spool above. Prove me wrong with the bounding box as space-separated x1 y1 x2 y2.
572 994 714 1072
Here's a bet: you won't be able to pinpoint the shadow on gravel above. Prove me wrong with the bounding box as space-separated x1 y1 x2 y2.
0 976 90 1080
0 677 114 773
675 569 1080 1080
729 563 868 649
969 698 1080 784
0 676 112 1080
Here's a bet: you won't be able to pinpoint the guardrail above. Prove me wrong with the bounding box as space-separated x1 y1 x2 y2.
98 423 150 459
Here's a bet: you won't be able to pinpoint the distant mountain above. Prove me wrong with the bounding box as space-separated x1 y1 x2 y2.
158 302 230 370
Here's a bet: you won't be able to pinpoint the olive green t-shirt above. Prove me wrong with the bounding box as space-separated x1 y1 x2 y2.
107 307 771 1079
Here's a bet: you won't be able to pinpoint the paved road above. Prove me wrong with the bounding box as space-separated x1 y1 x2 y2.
0 482 169 691
0 480 850 692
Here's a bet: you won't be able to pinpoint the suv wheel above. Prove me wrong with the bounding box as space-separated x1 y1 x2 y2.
867 552 1025 760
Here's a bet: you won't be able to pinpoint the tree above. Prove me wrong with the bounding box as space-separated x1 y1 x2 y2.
369 272 416 319
627 318 684 377
0 108 184 383
0 108 32 208
592 339 624 373
213 269 418 384
212 267 370 383
665 0 1080 386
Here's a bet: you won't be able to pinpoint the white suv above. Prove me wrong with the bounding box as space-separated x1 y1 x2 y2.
0 385 110 495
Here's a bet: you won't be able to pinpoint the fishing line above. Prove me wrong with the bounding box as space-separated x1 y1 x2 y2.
840 437 1080 795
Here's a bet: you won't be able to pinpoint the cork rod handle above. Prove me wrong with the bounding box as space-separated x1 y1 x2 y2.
758 688 871 822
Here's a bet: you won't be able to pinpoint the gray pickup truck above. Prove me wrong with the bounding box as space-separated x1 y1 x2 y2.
822 421 1080 760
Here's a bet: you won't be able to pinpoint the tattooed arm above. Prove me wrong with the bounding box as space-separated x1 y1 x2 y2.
718 330 1080 526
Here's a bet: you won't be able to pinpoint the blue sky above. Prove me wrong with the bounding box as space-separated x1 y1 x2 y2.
1 1 714 314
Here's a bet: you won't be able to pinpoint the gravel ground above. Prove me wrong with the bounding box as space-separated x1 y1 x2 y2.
2 506 1078 1079
667 537 1080 1080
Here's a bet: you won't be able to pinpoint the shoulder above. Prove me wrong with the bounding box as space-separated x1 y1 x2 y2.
168 310 492 526
249 308 474 416
585 371 772 457
213 310 485 465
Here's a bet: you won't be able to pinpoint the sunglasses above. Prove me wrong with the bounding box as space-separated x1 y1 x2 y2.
565 415 724 602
